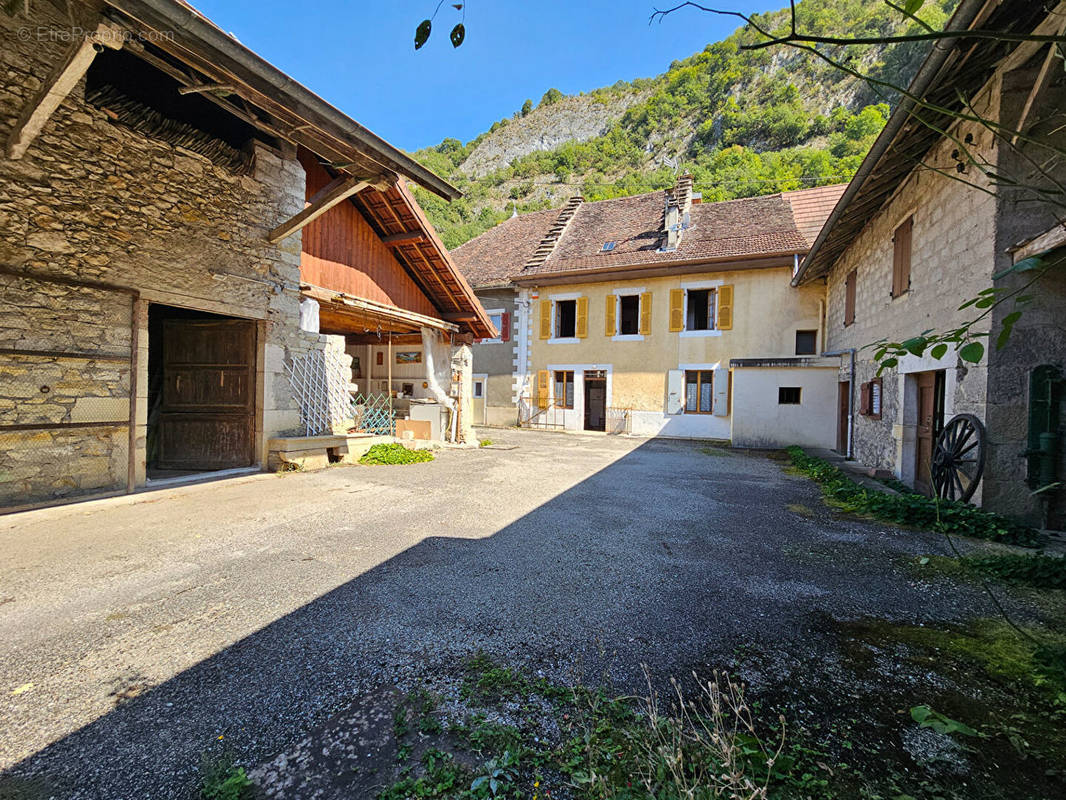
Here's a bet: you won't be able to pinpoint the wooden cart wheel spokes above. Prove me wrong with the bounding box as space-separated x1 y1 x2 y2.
931 413 986 503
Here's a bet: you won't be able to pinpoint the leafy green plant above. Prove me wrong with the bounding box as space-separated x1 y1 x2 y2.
785 447 1042 546
469 751 518 797
479 439 493 447
199 760 254 800
910 705 981 737
360 444 434 466
964 553 1066 590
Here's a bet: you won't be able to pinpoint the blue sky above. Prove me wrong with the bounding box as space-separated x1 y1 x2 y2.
191 0 764 152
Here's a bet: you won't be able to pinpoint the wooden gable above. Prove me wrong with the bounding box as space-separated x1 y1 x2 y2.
298 151 437 318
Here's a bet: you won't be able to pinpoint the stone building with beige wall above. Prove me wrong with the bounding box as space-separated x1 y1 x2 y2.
455 176 846 447
795 0 1066 528
0 0 489 510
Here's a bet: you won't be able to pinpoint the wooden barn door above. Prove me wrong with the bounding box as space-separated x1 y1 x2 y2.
914 370 945 496
156 318 256 470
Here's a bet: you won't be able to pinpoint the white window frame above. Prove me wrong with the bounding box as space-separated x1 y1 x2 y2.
548 292 581 344
481 308 505 344
612 286 645 342
679 279 724 338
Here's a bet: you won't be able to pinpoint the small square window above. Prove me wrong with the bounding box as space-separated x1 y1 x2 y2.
618 294 640 335
555 299 576 338
795 330 818 355
779 387 802 405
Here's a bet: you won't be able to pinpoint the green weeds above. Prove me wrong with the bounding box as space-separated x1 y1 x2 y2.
785 447 1042 546
360 443 434 465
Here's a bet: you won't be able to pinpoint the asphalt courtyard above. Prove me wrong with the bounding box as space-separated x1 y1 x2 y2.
0 428 999 798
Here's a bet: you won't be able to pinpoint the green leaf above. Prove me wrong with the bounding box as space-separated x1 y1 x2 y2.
959 341 985 363
974 296 996 309
930 343 948 359
958 297 980 310
414 19 432 50
910 705 980 737
992 254 1044 280
449 22 466 48
996 310 1023 350
880 357 898 372
904 0 926 13
902 336 927 356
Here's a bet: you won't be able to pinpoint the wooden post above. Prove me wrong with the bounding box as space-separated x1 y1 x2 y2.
127 296 144 493
6 20 123 159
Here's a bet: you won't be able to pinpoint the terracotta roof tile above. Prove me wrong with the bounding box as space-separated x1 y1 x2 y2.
452 183 847 284
782 185 848 247
451 208 560 287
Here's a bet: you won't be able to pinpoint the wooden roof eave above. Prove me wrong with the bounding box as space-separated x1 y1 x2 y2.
102 0 460 200
794 0 1062 286
350 182 497 339
302 283 458 336
510 251 804 286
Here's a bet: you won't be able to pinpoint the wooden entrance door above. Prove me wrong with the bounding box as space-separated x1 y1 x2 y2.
584 372 606 432
156 318 256 470
914 370 944 495
837 381 850 454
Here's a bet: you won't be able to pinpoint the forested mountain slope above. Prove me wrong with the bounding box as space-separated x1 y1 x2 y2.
410 0 955 248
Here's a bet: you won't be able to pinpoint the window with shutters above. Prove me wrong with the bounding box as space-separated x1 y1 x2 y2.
555 300 577 338
554 370 575 408
482 309 508 343
686 289 717 331
618 294 640 335
795 330 818 355
859 378 882 418
892 216 913 298
844 269 857 327
684 370 714 414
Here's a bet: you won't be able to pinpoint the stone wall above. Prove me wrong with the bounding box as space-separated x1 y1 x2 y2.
0 5 323 506
985 68 1066 527
824 84 1000 495
471 287 519 426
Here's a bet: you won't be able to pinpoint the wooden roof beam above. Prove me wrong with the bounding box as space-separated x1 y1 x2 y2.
381 230 426 245
6 19 124 159
268 173 391 243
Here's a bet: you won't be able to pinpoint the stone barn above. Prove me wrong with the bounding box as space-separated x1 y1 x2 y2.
0 0 490 511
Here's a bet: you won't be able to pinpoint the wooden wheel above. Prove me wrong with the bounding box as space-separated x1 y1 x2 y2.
932 413 986 503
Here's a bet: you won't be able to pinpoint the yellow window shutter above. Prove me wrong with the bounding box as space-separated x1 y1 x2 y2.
639 292 652 335
537 370 550 409
669 288 684 332
539 300 551 339
717 285 734 330
604 294 616 337
575 296 589 338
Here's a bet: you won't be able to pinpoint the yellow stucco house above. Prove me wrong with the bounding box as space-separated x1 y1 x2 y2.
456 177 847 447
